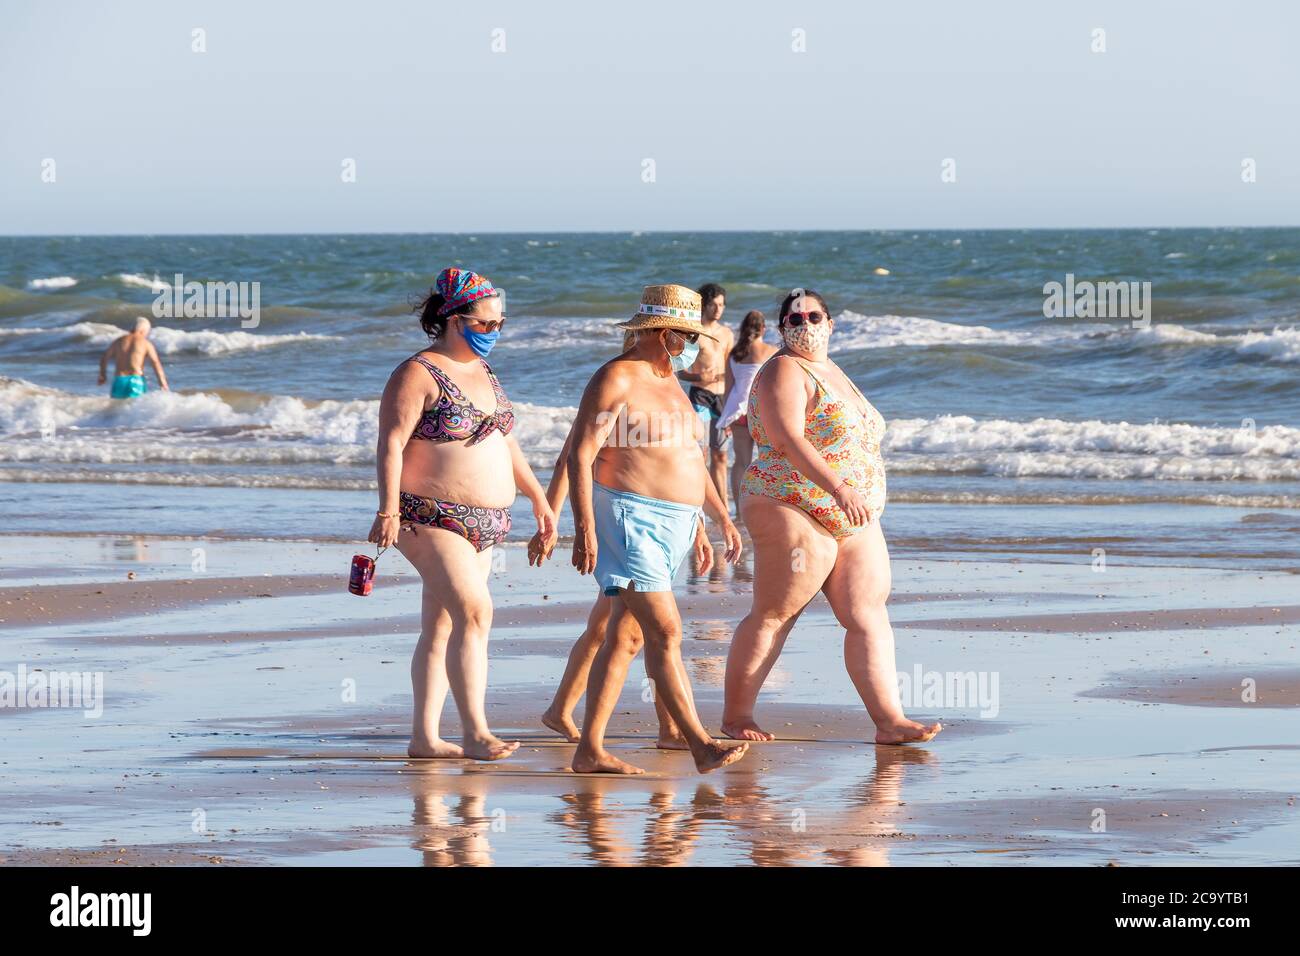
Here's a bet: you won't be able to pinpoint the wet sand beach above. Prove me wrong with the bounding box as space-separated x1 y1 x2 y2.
1 516 1297 866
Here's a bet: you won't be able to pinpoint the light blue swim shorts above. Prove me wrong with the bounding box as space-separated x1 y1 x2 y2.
593 481 701 597
110 374 147 399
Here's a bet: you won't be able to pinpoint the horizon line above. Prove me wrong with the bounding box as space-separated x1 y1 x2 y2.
2 224 1299 240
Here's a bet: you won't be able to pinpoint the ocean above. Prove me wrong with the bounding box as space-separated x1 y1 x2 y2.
2 229 1298 556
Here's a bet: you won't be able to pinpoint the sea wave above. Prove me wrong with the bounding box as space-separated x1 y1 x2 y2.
885 415 1300 481
831 311 1094 349
116 273 170 292
0 321 340 355
830 312 1300 364
1235 326 1300 364
2 379 1297 485
26 276 78 290
1135 322 1300 362
0 378 576 466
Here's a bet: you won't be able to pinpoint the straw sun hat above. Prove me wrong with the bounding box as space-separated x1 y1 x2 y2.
616 284 718 341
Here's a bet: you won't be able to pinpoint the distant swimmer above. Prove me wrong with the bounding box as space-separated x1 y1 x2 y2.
98 317 169 398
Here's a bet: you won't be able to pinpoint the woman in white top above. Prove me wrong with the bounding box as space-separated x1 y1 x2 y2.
719 310 779 514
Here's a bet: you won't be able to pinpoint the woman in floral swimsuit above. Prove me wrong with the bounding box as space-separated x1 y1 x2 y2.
722 288 941 747
370 268 555 761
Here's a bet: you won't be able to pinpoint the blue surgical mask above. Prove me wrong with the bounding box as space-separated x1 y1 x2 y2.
667 334 699 372
459 323 499 358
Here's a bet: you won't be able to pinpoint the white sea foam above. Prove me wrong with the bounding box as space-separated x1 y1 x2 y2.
828 312 1300 363
1235 326 1300 364
884 415 1300 481
3 379 1296 485
0 321 338 355
26 276 78 290
830 311 1103 349
1135 323 1300 362
1136 323 1220 344
0 378 576 469
116 272 170 292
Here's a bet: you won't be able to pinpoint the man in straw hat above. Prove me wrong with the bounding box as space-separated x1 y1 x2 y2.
566 284 749 774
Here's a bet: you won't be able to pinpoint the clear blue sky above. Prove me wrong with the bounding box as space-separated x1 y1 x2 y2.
3 0 1297 234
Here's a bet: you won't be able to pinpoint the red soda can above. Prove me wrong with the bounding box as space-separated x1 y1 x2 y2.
349 554 375 595
349 545 386 596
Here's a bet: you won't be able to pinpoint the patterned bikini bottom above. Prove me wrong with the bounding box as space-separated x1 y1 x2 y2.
398 492 512 553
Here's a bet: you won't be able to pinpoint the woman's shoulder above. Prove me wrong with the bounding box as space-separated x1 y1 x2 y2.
397 350 437 374
755 351 813 388
390 352 453 395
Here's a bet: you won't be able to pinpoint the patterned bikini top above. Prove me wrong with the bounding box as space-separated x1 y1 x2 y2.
407 355 515 445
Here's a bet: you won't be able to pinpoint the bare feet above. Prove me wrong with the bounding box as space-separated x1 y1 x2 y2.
407 737 466 759
572 746 645 775
721 718 775 742
462 735 520 761
692 740 749 773
874 720 942 745
541 708 580 743
655 730 690 751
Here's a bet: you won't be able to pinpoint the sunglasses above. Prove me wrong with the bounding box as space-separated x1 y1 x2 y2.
668 329 700 345
464 315 508 333
784 310 828 327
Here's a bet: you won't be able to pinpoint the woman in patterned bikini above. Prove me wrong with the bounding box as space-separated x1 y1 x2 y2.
370 268 555 761
721 288 941 746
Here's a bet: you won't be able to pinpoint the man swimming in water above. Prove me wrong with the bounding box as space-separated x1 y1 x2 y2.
98 317 169 398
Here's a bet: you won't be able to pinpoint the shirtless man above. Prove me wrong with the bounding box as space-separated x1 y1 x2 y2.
677 283 734 509
568 284 749 775
98 317 169 398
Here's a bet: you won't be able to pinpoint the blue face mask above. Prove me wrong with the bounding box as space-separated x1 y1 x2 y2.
667 333 699 372
459 322 500 358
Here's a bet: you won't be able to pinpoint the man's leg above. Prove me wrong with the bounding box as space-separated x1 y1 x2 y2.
621 588 748 774
652 651 696 750
709 444 729 511
572 595 647 774
543 593 612 741
707 408 729 509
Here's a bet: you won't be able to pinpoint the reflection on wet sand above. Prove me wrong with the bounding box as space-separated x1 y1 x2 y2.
403 743 937 866
549 779 717 866
824 746 935 866
407 770 496 867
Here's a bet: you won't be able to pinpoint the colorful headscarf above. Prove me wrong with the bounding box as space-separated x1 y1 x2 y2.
435 268 497 316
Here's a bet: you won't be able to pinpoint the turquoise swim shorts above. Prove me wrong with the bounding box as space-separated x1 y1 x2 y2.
110 374 147 399
592 481 700 597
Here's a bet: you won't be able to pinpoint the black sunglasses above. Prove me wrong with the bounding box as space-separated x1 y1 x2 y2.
784 310 828 327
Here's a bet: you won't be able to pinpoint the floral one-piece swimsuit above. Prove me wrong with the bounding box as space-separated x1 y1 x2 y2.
741 358 886 539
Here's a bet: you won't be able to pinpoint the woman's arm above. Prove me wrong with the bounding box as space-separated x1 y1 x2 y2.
546 428 575 515
699 452 742 563
507 434 546 507
368 365 425 548
508 433 556 543
528 428 575 565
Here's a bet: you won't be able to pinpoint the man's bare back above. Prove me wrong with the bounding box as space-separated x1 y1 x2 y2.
99 319 168 394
